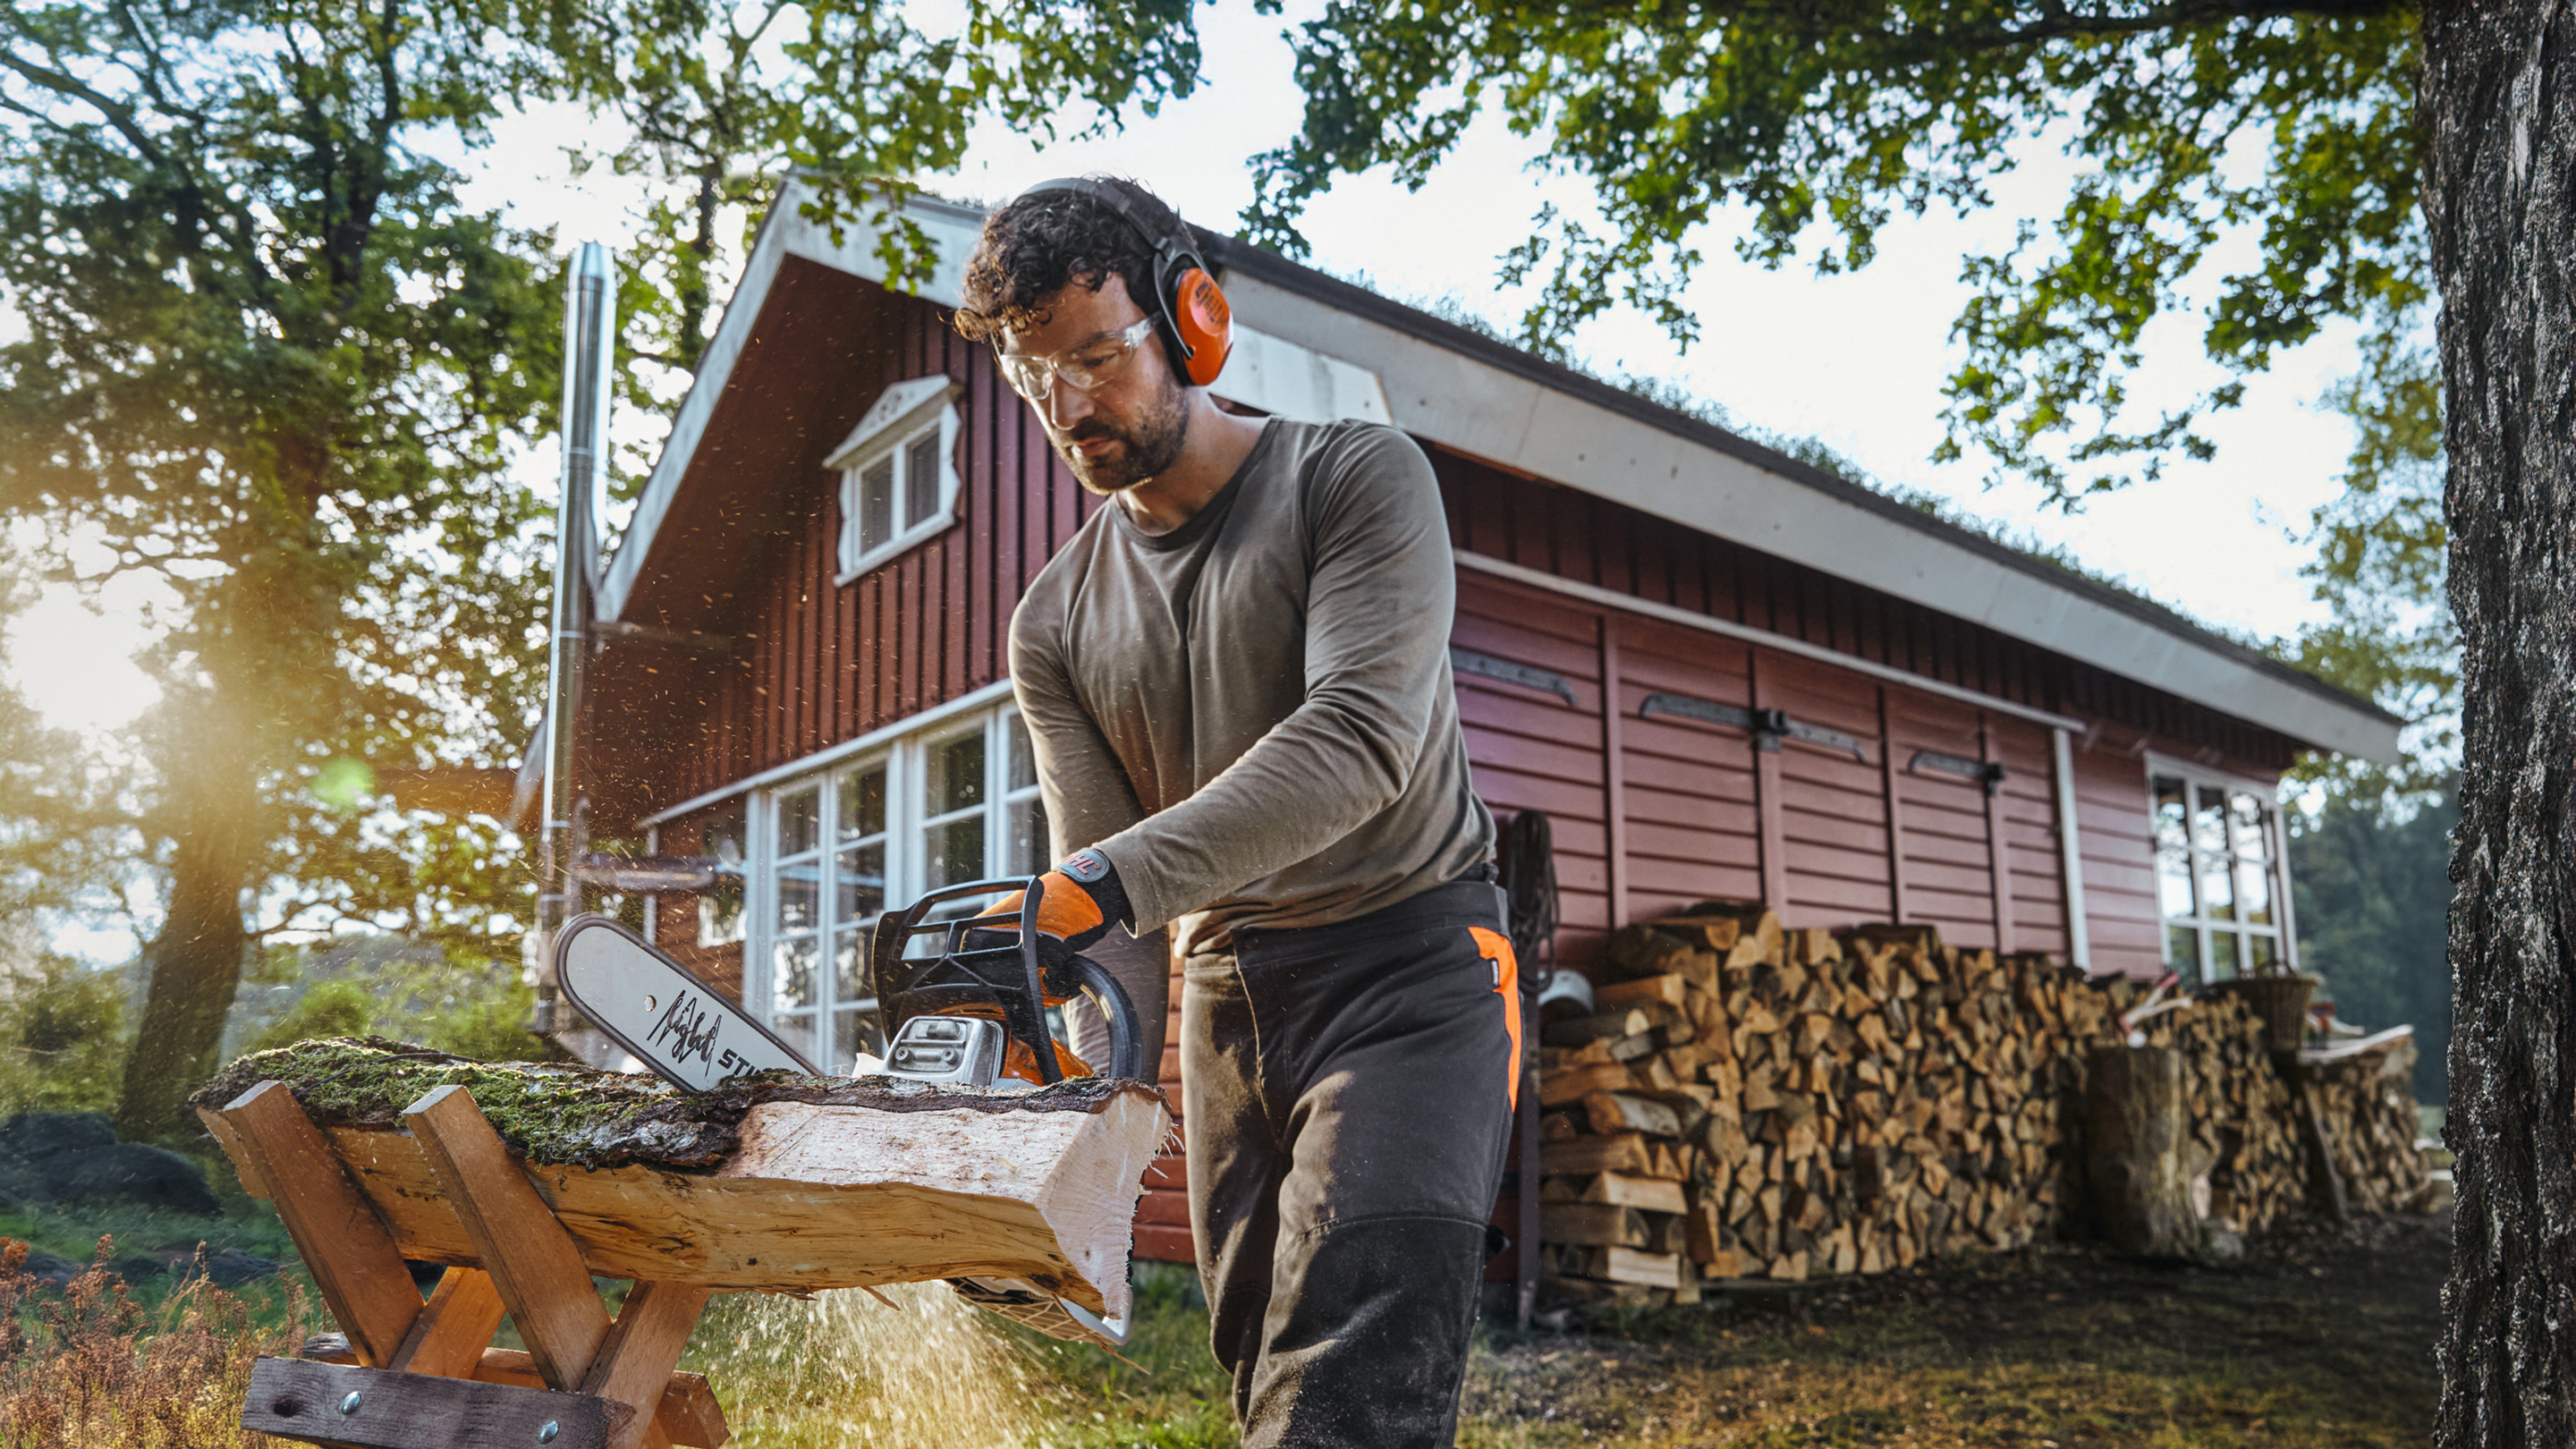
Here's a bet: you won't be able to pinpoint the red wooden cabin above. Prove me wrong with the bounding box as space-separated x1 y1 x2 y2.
568 185 2399 1264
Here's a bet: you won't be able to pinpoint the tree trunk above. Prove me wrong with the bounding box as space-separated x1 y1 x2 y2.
2423 4 2576 1444
2083 1046 2195 1258
114 695 260 1141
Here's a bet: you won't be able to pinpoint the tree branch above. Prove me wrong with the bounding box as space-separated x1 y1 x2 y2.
0 46 167 164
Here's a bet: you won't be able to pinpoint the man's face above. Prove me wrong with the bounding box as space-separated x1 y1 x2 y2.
1002 274 1190 495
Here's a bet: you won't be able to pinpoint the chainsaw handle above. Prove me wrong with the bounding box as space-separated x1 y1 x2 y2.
870 875 1057 1082
1063 953 1145 1081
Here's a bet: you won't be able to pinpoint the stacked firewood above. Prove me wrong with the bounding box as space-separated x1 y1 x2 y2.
2302 1038 2435 1216
2114 979 2307 1231
1535 904 2424 1307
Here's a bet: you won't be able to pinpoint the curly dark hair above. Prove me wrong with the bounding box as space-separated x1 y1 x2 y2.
952 177 1183 345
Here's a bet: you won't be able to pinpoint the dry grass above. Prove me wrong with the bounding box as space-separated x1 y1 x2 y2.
0 1238 314 1449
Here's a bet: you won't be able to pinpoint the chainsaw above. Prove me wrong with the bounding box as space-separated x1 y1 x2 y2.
551 874 1146 1347
866 876 1147 1347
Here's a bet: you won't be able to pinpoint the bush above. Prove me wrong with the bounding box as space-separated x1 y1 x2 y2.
0 1237 314 1446
0 956 128 1115
227 940 555 1066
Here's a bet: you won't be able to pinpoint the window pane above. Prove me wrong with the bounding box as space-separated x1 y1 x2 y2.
1008 716 1038 792
2200 850 2235 921
905 433 941 526
775 872 818 933
836 1009 884 1072
698 891 744 948
927 817 987 890
771 1013 816 1063
777 787 820 858
2247 935 2279 974
837 843 885 925
2230 793 2270 863
2154 776 2196 920
840 765 886 841
2192 784 2230 855
926 731 986 817
860 458 895 548
774 936 818 1011
2207 931 2240 981
1009 797 1050 878
2166 925 2201 984
2238 854 2274 926
698 800 749 947
835 928 868 1001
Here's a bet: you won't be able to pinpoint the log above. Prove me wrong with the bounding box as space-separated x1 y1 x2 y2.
1538 1204 1651 1248
2085 1046 2197 1258
191 1038 1167 1318
1582 1091 1683 1139
1578 1172 1689 1213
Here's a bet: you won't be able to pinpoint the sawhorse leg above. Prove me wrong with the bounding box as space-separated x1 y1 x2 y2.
203 1080 728 1449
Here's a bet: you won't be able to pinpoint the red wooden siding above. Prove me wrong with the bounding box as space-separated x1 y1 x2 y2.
1615 614 1764 920
2072 742 2162 978
1459 570 2086 965
590 264 1107 819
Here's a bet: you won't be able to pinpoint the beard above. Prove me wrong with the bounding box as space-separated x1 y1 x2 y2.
1055 377 1190 495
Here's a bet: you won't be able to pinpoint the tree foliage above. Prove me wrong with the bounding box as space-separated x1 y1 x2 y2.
1247 0 2421 504
2289 772 2453 1102
0 0 1202 1135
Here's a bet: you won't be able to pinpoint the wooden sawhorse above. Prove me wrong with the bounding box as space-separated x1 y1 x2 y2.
200 1081 731 1449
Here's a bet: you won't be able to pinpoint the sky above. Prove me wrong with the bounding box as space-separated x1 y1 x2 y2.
3 1 2373 956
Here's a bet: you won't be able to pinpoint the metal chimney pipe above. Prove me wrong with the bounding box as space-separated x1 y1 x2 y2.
531 241 616 1035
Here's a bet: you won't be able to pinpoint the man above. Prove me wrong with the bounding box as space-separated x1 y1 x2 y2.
949 176 1521 1447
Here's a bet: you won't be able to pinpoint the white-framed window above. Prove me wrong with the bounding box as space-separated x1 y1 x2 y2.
827 375 962 581
746 705 1048 1071
2148 758 2292 984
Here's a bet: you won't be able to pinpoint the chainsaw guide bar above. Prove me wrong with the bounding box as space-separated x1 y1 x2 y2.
554 913 824 1089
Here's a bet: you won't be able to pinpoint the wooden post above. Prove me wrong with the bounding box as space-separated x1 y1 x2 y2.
1980 712 2016 953
1878 685 1912 922
2084 1046 2197 1258
242 1359 623 1449
1598 613 1628 928
1750 650 1788 911
206 1082 424 1367
402 1082 705 1449
402 1083 616 1391
389 1268 508 1379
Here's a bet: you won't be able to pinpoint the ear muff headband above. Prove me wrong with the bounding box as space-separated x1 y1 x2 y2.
1015 177 1233 388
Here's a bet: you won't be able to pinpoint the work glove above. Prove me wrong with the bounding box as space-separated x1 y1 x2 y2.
996 847 1130 953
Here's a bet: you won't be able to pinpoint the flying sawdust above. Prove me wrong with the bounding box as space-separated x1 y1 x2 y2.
699 1281 1047 1449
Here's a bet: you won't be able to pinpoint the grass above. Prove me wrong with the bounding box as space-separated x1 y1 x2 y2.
0 1205 2442 1448
0 1240 318 1446
690 1212 2441 1447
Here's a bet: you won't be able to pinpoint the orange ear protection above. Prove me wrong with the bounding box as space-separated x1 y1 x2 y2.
1018 177 1233 388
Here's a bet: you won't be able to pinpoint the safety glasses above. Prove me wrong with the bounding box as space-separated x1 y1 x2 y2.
996 316 1159 403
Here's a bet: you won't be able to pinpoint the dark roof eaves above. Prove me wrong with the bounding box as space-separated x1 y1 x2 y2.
1191 230 2399 733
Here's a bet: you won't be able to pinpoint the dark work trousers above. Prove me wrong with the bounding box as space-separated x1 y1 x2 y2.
1181 877 1523 1449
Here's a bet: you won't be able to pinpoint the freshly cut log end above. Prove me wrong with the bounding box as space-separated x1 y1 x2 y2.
193 1038 1169 1317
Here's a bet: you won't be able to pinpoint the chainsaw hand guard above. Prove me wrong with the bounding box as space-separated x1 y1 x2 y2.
870 875 1145 1086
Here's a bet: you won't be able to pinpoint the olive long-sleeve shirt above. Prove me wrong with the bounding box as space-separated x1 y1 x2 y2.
1009 417 1496 958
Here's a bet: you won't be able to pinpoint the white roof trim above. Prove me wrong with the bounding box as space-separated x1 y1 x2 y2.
1218 270 2400 765
825 376 961 471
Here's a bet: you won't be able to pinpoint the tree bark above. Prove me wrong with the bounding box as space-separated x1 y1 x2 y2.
114 691 261 1141
2424 4 2576 1444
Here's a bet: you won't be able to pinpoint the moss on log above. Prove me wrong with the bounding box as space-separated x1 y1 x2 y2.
190 1036 1157 1171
